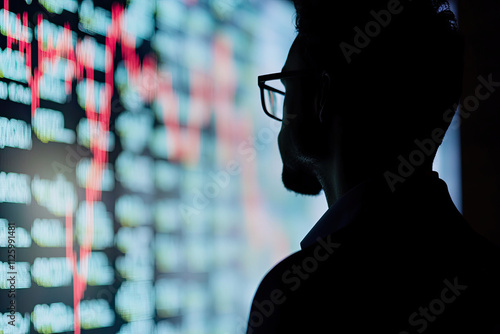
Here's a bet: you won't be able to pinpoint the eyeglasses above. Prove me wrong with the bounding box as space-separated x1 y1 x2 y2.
258 70 312 121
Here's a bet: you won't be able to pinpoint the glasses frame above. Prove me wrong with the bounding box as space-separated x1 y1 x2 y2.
258 70 313 121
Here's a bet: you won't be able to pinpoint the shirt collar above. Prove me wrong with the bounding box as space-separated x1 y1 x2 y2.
300 171 440 250
300 179 371 249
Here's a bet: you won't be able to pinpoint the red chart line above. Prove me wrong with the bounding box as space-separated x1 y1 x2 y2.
3 1 158 331
3 0 239 331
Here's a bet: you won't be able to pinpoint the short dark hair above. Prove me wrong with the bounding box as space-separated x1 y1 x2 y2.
292 0 464 171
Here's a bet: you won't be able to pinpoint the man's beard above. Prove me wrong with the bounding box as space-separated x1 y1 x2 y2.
282 164 323 196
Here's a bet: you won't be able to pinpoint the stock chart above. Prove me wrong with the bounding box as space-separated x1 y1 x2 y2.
0 0 462 333
0 0 332 333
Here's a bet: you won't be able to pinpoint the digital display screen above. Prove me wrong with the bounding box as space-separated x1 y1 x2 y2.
0 0 330 333
0 0 462 333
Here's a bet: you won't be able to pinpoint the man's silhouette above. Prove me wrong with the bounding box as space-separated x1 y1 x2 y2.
248 0 500 332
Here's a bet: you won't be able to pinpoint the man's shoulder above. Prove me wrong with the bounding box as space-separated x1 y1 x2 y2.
249 234 343 307
246 235 348 333
247 175 500 332
247 217 500 333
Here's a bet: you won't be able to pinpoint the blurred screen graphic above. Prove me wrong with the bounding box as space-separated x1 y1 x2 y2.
0 0 328 333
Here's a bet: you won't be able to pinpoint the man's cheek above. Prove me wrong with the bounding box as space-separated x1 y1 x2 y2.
278 128 297 162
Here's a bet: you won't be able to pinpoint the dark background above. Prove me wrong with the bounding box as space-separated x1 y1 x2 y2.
458 0 500 246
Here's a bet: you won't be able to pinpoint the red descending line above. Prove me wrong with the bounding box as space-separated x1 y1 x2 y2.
2 0 227 330
3 1 157 331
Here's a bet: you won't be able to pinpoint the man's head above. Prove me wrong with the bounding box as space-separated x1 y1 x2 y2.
277 0 463 201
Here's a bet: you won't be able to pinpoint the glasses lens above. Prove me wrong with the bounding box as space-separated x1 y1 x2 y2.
263 80 285 120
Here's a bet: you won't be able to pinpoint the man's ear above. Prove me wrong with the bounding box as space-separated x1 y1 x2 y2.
316 71 331 123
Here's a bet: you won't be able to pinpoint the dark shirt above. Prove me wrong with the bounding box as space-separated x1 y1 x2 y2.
247 172 500 333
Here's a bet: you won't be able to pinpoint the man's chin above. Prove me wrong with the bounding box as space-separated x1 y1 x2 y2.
282 165 323 196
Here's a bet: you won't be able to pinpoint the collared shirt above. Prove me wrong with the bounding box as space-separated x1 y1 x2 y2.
247 170 500 333
301 170 441 249
300 179 370 249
